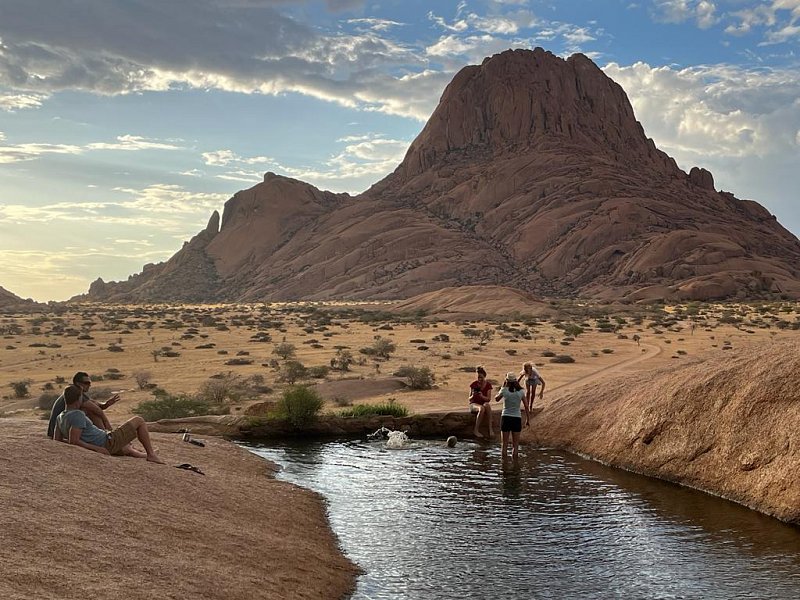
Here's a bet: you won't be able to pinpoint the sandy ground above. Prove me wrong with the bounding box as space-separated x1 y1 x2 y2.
0 419 357 600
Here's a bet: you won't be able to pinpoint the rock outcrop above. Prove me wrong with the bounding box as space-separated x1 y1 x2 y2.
78 48 800 304
528 339 800 525
0 286 37 310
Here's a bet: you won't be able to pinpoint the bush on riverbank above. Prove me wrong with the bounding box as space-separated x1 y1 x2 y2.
338 401 408 418
275 385 324 428
134 390 229 421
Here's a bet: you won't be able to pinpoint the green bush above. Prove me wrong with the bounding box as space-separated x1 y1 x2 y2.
133 394 227 421
339 402 408 418
307 365 330 379
275 385 324 428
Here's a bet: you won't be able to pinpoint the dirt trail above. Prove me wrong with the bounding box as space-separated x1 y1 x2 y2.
549 342 662 395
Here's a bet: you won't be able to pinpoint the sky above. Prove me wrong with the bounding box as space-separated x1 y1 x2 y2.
0 0 798 302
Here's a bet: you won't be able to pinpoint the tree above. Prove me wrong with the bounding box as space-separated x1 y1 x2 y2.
133 370 153 390
478 328 493 346
280 360 308 384
394 366 435 390
372 337 396 359
273 342 296 361
331 349 354 372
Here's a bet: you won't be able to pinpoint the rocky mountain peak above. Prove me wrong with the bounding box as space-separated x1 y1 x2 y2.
397 47 675 180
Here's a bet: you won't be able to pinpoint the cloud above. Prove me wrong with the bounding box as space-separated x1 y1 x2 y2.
0 0 433 120
603 61 800 160
0 133 181 163
0 92 47 110
200 134 410 193
650 0 719 29
724 0 800 42
347 18 404 32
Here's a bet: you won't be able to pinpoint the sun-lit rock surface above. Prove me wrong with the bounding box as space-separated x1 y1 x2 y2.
528 339 800 524
0 420 357 600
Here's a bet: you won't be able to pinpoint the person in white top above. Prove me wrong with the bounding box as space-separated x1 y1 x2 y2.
517 362 545 413
495 372 529 459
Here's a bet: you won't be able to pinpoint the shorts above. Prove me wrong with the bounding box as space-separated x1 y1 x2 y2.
105 420 138 456
500 416 522 433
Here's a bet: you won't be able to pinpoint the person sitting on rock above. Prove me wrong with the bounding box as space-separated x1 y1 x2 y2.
469 366 494 438
54 385 164 464
47 371 120 439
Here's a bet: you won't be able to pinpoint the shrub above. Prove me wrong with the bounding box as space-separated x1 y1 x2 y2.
307 365 330 379
133 394 226 421
394 365 435 390
10 379 32 398
224 357 253 365
601 348 614 354
541 350 556 357
372 337 396 359
37 391 60 410
274 385 324 428
339 402 408 418
331 349 354 372
133 370 153 390
550 355 575 363
279 360 308 384
197 374 251 404
107 344 124 352
331 395 351 407
273 342 296 361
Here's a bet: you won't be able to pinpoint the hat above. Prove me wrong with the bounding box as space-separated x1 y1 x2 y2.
505 372 517 382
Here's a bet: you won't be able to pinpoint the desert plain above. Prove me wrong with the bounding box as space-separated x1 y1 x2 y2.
1 298 799 599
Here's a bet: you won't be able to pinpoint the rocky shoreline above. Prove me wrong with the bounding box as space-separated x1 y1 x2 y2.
0 420 358 600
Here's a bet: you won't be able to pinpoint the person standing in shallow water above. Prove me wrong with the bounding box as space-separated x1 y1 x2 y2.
469 366 494 438
495 372 528 460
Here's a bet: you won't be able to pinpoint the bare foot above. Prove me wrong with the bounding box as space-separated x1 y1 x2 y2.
146 455 166 464
474 431 484 439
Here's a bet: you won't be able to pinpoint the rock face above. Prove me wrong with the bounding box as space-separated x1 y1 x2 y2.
0 286 36 310
78 48 800 303
528 339 800 525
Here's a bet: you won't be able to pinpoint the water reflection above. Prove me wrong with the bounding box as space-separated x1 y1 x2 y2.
242 439 800 600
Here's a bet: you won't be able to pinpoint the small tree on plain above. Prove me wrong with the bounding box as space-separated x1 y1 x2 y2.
279 360 308 384
133 370 153 390
273 342 296 361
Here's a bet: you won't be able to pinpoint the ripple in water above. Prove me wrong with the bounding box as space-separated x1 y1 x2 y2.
243 437 800 600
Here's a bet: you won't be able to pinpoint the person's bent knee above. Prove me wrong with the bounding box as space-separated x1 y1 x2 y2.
129 416 145 427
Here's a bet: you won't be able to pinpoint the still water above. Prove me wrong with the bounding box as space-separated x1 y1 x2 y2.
244 438 800 599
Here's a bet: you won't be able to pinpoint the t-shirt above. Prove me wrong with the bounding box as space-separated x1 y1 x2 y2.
469 380 492 404
56 409 109 448
498 388 525 418
47 391 89 438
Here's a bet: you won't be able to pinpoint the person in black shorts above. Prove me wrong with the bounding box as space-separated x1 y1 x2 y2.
494 372 528 459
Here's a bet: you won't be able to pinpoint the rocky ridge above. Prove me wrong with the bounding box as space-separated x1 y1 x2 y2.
78 48 800 304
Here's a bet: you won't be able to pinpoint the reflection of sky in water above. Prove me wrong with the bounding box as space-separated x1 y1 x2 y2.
244 439 800 600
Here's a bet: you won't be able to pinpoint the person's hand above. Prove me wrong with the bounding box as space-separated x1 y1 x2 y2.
107 394 121 406
538 392 544 400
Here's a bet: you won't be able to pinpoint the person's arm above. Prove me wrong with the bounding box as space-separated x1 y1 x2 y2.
53 425 64 442
494 389 503 401
538 377 546 399
82 400 111 430
68 426 110 455
96 394 120 411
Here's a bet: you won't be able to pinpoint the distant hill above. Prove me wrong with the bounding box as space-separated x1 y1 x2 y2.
78 47 800 304
0 286 35 309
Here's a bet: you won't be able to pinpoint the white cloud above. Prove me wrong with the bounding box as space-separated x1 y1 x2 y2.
0 134 181 163
0 93 47 110
650 0 718 28
347 18 403 32
725 0 800 42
